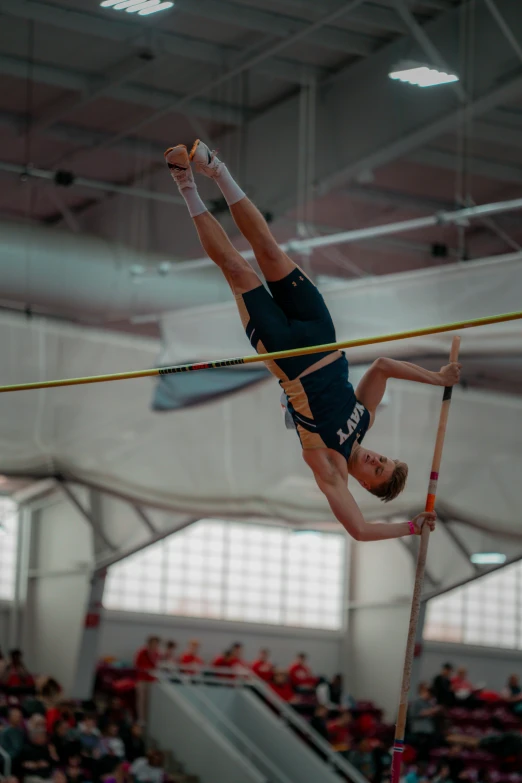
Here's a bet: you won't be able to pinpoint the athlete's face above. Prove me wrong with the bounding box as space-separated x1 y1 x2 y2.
353 447 395 490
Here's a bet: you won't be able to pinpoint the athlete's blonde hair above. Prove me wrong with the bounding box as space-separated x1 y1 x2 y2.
369 460 408 503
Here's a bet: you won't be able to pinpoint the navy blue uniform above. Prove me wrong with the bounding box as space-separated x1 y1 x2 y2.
236 268 370 457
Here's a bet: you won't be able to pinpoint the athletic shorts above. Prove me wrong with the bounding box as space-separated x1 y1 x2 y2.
235 267 336 382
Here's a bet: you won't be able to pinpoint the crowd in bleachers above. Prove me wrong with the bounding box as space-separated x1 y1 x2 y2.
4 638 522 783
0 647 178 783
117 639 522 783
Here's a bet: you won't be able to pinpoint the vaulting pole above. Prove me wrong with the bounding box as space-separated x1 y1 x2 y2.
390 335 461 783
0 310 515 393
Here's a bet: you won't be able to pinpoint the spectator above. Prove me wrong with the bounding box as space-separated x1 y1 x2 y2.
329 674 356 710
431 662 455 707
1 649 35 695
65 752 88 783
19 728 54 782
46 700 75 735
97 755 126 783
451 666 474 697
502 673 522 702
269 670 298 703
123 723 145 763
159 641 177 669
432 763 454 783
52 770 68 783
251 649 273 682
409 683 443 760
99 697 131 733
100 723 125 759
288 653 317 691
134 636 160 722
77 714 101 760
327 710 352 752
212 649 236 669
229 643 246 668
0 707 26 764
134 637 160 678
131 750 167 783
49 720 76 766
28 715 48 735
349 738 375 779
0 646 6 678
179 640 203 673
310 704 330 742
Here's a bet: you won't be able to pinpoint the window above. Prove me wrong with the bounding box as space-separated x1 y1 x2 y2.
0 498 18 601
104 520 346 631
424 561 521 650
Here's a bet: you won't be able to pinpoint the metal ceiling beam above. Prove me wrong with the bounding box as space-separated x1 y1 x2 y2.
95 517 199 572
0 0 323 84
317 70 522 197
483 0 522 65
177 0 377 56
343 183 522 230
78 0 368 158
469 120 522 151
0 160 186 206
279 0 409 34
133 504 157 535
57 480 116 553
393 0 467 102
0 109 166 159
408 147 522 184
32 52 158 135
0 53 244 126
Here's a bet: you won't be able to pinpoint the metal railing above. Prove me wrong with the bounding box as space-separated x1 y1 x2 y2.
153 666 368 783
0 745 11 779
158 671 293 783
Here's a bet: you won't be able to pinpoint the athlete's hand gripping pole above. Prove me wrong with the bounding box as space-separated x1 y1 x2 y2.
390 335 461 783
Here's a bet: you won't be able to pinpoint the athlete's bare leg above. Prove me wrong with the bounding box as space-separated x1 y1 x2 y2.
192 211 261 295
190 140 298 283
164 144 261 296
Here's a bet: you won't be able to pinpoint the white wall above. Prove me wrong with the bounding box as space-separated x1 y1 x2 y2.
346 538 416 720
420 641 522 692
23 490 95 694
99 610 344 676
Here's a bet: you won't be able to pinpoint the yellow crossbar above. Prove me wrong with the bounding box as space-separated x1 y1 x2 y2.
1 310 521 393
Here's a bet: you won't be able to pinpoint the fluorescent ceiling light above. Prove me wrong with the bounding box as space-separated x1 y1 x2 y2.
389 65 459 88
470 552 506 565
100 0 174 15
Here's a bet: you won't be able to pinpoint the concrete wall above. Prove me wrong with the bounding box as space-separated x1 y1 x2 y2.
420 641 522 693
346 538 416 720
23 490 95 694
99 609 344 676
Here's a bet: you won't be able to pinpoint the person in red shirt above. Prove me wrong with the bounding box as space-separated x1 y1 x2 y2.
212 649 235 669
159 640 178 669
327 710 353 752
288 652 317 691
251 648 274 682
269 670 298 703
134 636 160 722
179 640 204 673
134 636 160 682
229 642 247 669
1 649 35 694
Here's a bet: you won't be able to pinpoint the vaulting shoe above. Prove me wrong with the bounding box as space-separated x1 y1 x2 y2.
189 139 223 178
164 144 195 188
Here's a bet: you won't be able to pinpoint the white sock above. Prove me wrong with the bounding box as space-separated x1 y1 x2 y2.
179 183 207 218
215 164 246 206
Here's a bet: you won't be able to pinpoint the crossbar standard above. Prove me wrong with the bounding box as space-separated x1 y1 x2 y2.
0 310 521 393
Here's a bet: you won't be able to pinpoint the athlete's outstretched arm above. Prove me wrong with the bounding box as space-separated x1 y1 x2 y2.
314 472 436 541
356 357 461 414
